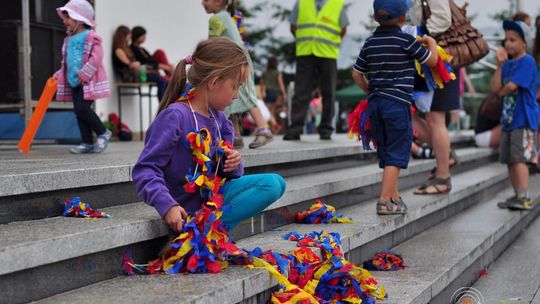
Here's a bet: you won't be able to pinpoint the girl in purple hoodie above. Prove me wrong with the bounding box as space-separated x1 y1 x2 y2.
132 38 285 233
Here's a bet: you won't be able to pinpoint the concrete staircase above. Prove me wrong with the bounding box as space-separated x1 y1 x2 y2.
1 132 538 304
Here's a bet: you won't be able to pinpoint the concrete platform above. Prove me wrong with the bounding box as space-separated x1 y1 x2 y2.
376 177 540 304
472 207 540 303
0 131 474 197
0 149 496 278
30 164 510 304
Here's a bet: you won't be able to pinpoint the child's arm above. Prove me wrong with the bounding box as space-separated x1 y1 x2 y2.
219 114 244 178
78 34 104 83
491 48 507 94
352 47 369 94
132 109 184 220
352 70 369 94
422 35 439 68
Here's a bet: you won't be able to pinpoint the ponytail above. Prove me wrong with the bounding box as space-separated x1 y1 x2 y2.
158 59 188 114
157 37 249 115
227 0 236 17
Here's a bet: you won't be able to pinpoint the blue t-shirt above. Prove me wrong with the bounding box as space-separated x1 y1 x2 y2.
66 29 89 88
500 54 539 132
354 25 431 105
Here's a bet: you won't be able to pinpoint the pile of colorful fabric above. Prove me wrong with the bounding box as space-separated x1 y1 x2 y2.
295 200 353 224
63 197 110 219
363 250 407 271
248 231 387 303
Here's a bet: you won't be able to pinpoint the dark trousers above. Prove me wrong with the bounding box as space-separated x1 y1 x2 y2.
287 55 337 136
147 73 168 101
72 86 106 144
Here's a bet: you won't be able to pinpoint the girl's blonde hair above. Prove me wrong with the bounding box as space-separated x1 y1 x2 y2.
158 37 249 114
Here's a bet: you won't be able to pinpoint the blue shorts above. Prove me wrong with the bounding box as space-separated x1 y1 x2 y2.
368 97 413 169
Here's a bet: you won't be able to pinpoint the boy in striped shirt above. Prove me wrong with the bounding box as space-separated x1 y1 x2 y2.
352 0 438 215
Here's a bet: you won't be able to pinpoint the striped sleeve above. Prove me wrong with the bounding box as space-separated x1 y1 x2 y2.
353 46 367 73
403 35 431 64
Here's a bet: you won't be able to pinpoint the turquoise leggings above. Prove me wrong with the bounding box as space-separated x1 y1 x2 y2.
220 173 286 230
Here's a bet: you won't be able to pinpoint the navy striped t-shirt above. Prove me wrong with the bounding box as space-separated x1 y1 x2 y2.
354 25 431 104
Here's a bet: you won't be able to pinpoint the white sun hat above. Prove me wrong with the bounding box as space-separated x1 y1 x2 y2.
57 0 95 28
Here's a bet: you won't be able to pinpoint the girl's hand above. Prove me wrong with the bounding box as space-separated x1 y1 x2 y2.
78 76 87 85
223 149 241 172
164 205 188 232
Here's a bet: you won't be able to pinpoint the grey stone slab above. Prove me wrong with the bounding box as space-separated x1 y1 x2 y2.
36 266 262 304
267 147 496 211
374 178 540 304
0 202 167 276
473 212 540 304
0 161 505 281
0 134 479 198
28 158 517 304
533 291 540 304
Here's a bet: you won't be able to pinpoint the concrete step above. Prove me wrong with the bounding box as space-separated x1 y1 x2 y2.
26 162 507 304
0 135 373 224
0 132 476 224
471 208 540 303
375 176 540 304
0 147 495 276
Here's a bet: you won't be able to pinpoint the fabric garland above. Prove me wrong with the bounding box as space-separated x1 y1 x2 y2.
63 196 110 218
295 200 353 224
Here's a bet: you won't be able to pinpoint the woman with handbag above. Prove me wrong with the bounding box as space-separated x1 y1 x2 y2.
411 0 489 194
411 0 456 195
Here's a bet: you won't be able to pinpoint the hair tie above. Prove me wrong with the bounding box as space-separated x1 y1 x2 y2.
185 55 193 65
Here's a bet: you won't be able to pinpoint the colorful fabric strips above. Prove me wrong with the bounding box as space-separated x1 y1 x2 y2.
348 99 375 151
415 36 456 91
63 196 110 218
295 200 353 224
363 250 407 271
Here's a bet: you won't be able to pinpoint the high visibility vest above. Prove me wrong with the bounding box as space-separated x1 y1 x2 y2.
295 0 345 59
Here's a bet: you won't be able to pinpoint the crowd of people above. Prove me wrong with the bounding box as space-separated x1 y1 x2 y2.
52 0 540 231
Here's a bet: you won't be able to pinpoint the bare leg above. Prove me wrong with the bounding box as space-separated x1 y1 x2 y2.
490 126 501 148
508 163 529 191
249 107 268 129
427 111 450 179
380 166 400 203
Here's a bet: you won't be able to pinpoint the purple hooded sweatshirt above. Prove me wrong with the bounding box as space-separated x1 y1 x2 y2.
132 102 244 218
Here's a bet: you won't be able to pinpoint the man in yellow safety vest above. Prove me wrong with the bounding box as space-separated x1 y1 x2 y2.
284 0 348 141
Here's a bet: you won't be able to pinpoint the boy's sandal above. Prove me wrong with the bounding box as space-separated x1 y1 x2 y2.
377 198 408 215
414 177 452 195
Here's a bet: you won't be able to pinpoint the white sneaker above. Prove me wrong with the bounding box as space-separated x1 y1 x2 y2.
94 130 112 153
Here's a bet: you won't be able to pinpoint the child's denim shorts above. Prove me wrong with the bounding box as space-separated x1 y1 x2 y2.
368 96 413 169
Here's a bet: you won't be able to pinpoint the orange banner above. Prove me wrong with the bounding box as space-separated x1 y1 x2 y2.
18 77 57 154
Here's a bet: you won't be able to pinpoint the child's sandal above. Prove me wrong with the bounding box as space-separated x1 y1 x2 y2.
377 198 408 215
414 177 452 195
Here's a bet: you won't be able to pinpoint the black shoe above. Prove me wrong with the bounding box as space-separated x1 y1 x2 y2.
283 133 300 141
320 134 332 140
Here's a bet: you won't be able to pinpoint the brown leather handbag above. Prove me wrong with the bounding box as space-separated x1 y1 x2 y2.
422 0 489 69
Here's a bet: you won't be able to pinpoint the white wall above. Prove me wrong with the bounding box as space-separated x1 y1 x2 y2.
94 0 208 134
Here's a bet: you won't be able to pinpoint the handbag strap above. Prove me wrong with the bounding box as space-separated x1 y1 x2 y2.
421 0 432 27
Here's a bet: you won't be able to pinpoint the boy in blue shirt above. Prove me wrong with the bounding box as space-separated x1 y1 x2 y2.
352 0 438 215
493 20 539 210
